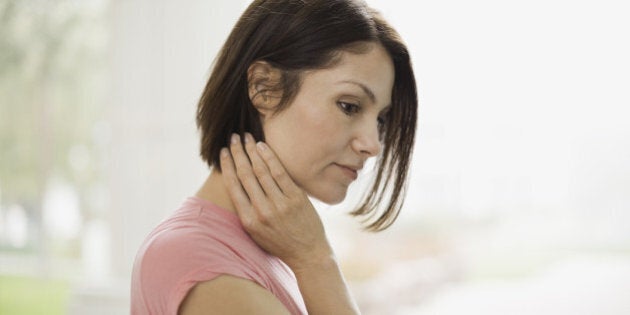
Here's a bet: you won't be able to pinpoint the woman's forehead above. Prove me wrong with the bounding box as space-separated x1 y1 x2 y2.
299 45 395 105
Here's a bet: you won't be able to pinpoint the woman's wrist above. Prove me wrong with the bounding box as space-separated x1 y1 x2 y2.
281 240 337 273
286 245 337 274
289 248 360 315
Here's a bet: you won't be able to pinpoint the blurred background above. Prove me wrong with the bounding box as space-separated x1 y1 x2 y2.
1 0 629 314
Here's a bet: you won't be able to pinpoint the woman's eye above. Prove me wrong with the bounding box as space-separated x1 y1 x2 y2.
337 102 360 115
377 112 390 137
378 115 386 125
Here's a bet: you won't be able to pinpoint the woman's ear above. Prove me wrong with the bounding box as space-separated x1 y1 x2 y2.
247 61 283 117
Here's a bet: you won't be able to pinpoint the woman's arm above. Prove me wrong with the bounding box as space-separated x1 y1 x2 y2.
290 254 359 314
178 275 291 315
219 132 360 314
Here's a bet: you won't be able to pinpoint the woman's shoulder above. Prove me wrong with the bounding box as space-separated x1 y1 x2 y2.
131 196 265 313
135 196 255 270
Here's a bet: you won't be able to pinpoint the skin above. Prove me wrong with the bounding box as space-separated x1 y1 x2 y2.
183 43 395 314
261 43 394 204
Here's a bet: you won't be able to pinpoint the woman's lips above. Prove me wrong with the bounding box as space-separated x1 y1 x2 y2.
335 164 358 180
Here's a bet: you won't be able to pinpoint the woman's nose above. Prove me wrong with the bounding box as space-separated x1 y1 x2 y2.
351 119 382 158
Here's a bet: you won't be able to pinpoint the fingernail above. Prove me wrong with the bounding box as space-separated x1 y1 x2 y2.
256 142 266 151
244 133 251 143
231 133 239 144
220 148 228 158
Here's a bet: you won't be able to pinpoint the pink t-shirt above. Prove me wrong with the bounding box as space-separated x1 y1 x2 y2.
130 196 307 314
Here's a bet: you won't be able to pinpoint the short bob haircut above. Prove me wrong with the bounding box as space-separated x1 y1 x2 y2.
197 0 418 231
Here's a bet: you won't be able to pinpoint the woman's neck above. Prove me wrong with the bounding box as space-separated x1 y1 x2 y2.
194 169 237 215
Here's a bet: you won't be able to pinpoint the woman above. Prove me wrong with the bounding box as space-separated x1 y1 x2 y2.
131 0 417 314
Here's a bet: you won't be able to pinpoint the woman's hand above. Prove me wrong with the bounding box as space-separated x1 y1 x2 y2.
220 132 361 314
220 133 333 270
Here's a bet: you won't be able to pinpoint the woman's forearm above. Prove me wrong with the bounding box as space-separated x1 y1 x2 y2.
291 254 360 315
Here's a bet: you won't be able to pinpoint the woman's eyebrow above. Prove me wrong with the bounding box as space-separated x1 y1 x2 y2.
338 80 376 103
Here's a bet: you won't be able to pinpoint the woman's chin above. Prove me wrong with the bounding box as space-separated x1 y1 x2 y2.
309 189 347 205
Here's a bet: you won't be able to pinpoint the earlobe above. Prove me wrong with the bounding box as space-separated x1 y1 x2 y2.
247 61 283 117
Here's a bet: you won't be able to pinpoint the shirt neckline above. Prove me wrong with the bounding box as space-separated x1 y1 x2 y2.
186 196 242 227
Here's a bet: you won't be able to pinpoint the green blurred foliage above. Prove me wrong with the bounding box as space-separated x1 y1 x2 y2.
0 0 106 254
0 275 69 315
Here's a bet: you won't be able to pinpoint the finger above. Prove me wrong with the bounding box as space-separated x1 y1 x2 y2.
229 133 272 211
219 147 255 220
255 141 300 195
243 133 285 202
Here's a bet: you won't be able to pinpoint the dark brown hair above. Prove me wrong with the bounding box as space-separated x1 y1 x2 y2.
196 0 418 231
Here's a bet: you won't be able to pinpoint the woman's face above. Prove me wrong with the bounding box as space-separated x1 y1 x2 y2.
262 43 395 204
